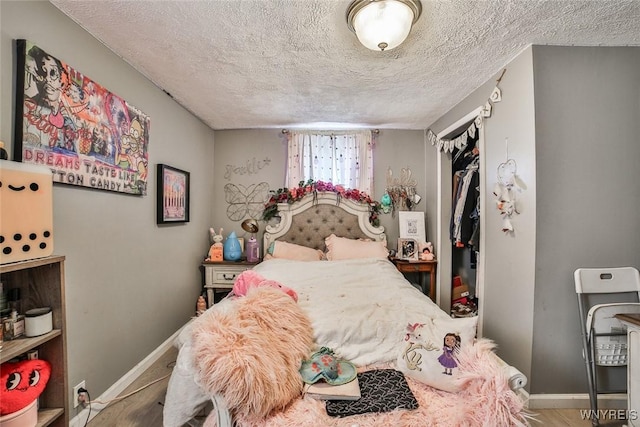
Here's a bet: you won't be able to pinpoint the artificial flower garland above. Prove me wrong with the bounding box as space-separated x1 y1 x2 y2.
262 179 383 227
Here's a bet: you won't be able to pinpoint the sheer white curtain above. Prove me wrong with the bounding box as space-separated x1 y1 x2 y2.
286 130 374 195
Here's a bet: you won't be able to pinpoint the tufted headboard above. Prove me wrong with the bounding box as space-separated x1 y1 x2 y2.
263 192 386 252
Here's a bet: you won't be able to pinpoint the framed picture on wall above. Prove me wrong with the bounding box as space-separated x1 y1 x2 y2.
13 39 151 195
157 164 190 224
399 211 426 244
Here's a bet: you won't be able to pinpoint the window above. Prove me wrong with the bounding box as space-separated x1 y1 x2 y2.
285 130 374 195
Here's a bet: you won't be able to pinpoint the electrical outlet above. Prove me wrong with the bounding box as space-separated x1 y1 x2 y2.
73 380 86 408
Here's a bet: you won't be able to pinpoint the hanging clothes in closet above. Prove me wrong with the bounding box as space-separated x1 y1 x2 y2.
450 132 480 254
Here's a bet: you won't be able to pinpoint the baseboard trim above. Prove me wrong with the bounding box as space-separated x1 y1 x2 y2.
527 393 627 409
69 323 189 427
516 387 530 408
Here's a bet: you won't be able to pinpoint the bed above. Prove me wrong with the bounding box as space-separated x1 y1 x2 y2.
163 192 529 427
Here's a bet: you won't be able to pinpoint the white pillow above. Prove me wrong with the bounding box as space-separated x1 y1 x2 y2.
396 316 478 392
325 234 388 260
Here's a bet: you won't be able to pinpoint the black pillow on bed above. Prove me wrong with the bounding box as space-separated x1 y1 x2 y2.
325 369 419 417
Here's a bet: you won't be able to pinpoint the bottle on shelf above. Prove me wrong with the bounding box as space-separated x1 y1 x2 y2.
0 140 8 160
3 310 25 341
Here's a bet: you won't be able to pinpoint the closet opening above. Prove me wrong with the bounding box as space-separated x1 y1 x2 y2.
435 106 486 335
450 128 479 319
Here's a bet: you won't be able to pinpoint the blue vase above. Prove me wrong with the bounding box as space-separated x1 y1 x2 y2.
223 231 242 261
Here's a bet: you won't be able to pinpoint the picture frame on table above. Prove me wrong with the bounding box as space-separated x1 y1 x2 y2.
157 164 190 224
398 238 419 261
399 211 426 245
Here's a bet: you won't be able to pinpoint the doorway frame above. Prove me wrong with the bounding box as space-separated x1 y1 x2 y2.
435 106 486 336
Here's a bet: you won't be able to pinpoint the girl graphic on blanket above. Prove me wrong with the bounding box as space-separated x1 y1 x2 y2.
438 333 461 375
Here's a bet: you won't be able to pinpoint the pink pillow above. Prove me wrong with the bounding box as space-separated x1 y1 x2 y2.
325 234 388 260
396 316 479 393
268 241 324 261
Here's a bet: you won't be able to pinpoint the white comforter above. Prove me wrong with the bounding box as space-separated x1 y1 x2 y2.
253 258 450 365
164 257 452 426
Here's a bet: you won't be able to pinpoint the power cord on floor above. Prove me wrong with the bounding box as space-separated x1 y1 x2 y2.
79 360 176 425
82 372 172 408
79 388 91 427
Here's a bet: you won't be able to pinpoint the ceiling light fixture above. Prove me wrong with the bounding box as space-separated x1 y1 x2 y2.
346 0 422 52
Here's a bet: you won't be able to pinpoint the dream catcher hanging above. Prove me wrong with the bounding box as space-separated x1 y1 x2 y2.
493 138 526 233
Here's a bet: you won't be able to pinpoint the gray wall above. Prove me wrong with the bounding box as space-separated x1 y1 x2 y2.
430 45 640 396
211 129 438 252
1 1 216 415
531 45 640 394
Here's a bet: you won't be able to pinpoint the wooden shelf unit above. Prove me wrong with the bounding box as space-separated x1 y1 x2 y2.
1 255 68 427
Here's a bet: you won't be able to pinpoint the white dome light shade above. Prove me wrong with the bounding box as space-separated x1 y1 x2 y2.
353 1 416 51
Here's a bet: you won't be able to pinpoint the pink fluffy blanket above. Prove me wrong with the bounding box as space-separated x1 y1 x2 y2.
218 339 532 427
192 286 313 424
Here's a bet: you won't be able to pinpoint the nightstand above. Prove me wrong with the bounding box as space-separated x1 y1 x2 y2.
391 258 437 302
202 259 261 307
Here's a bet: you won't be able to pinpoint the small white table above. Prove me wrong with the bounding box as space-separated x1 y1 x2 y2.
616 313 640 426
202 260 261 307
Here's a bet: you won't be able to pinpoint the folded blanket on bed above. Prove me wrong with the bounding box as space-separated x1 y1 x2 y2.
191 286 314 424
325 369 419 418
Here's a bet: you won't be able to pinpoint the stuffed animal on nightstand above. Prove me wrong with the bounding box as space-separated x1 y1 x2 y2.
207 228 224 262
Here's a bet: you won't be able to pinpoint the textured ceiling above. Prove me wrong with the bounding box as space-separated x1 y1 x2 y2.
50 0 640 130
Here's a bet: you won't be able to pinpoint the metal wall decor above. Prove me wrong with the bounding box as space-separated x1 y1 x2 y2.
384 167 420 215
224 182 270 221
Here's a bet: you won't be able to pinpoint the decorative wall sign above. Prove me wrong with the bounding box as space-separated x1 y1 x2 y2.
13 40 151 195
224 157 272 180
157 164 190 224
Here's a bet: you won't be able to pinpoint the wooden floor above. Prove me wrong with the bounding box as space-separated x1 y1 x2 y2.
86 345 179 427
85 346 622 427
527 409 627 426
